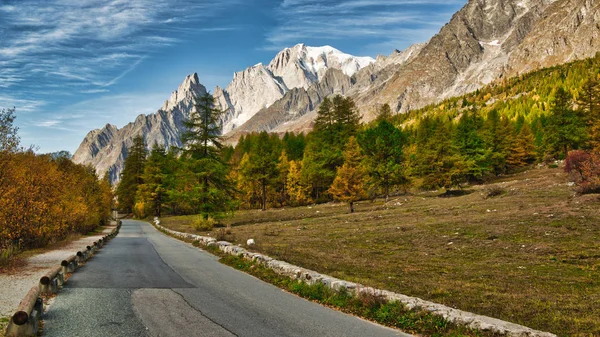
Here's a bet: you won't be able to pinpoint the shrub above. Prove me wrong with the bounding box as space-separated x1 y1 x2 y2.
485 186 506 199
565 150 591 182
192 217 215 232
565 150 600 194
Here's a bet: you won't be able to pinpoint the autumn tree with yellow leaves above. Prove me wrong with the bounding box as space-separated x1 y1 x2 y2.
328 137 366 213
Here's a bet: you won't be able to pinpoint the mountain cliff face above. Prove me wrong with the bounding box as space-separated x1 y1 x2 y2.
74 0 600 183
235 0 599 133
216 44 375 133
72 73 206 182
352 0 599 115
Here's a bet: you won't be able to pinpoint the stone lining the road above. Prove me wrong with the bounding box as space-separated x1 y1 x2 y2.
152 218 556 337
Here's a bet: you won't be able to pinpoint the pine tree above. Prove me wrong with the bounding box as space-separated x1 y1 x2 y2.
577 77 600 148
181 92 234 220
454 110 488 180
506 123 536 168
332 95 361 141
411 116 468 190
328 137 366 213
137 143 168 217
375 103 393 122
282 132 306 161
545 88 588 158
314 97 335 134
239 132 280 210
182 92 224 160
116 135 147 213
358 120 407 201
303 95 361 201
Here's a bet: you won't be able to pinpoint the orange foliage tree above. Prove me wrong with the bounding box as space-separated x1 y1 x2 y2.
0 151 112 251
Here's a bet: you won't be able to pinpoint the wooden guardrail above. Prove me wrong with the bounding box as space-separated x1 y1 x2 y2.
4 221 122 337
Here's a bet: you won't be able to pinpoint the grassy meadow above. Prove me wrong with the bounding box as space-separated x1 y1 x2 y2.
160 166 600 336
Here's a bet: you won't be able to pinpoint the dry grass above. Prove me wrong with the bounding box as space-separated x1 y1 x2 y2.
160 167 600 336
0 226 109 275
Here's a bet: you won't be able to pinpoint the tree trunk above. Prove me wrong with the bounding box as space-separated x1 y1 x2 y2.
349 201 354 213
261 180 267 211
384 184 389 202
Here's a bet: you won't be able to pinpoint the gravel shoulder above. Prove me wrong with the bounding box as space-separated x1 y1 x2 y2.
0 225 116 319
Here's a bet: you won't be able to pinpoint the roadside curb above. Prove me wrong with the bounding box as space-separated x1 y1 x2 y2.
152 218 556 337
4 221 122 337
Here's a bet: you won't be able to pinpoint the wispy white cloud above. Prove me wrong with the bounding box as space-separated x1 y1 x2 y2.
266 0 466 55
0 0 242 153
34 120 61 127
0 96 44 113
0 0 241 93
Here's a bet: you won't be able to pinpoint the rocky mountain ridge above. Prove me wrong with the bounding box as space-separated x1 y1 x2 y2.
73 0 600 184
232 0 599 135
72 73 207 182
216 44 375 133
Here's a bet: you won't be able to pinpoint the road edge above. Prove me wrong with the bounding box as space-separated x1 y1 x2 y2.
3 221 122 337
150 218 556 337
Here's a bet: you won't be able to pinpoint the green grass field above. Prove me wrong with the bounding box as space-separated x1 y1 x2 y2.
160 166 600 336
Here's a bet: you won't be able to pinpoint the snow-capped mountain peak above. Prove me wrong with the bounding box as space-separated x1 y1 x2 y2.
215 44 375 133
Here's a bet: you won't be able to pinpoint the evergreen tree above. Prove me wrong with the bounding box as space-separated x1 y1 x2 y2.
358 120 407 201
239 131 280 210
375 103 393 122
545 88 588 158
116 135 147 213
454 110 489 180
506 123 536 168
411 117 468 190
282 132 306 161
301 135 339 201
314 97 335 135
332 95 361 142
577 77 600 148
137 143 168 217
328 137 366 213
181 92 235 220
303 95 361 201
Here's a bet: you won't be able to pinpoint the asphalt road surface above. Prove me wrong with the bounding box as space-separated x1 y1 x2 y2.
43 220 411 337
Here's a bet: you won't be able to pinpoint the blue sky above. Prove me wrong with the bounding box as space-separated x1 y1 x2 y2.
0 0 466 154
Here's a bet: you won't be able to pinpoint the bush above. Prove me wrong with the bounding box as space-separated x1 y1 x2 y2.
565 150 591 182
192 217 215 232
484 186 506 199
0 242 20 267
565 150 600 194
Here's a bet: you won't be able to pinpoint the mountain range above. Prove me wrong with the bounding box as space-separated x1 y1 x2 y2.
72 0 600 183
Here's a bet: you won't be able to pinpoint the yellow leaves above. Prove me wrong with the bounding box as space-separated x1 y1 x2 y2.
286 160 312 206
0 152 112 250
328 137 367 206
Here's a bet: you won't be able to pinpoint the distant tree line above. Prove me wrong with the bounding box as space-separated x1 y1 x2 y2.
118 54 600 217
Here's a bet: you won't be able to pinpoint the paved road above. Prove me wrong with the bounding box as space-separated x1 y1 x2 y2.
43 220 410 337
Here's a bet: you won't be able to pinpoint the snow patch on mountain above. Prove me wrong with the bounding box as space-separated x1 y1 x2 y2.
218 44 374 133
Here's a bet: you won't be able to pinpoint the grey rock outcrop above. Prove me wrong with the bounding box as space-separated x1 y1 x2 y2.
217 44 375 133
236 0 599 133
74 0 600 181
72 73 206 183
